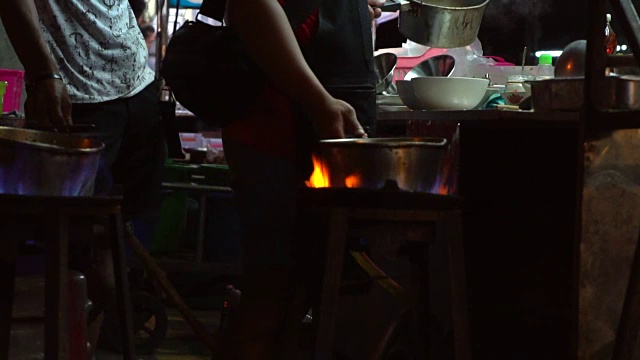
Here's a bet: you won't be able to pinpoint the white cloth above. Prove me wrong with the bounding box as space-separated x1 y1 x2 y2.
34 0 155 103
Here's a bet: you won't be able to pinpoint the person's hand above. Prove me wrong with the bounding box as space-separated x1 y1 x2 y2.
25 79 73 126
308 98 367 140
368 0 385 21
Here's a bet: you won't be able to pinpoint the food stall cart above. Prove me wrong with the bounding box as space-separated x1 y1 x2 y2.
147 0 640 358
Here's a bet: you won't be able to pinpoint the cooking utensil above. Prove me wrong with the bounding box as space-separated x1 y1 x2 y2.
374 52 398 94
404 54 456 80
381 0 489 48
315 137 447 193
555 40 587 78
0 126 104 196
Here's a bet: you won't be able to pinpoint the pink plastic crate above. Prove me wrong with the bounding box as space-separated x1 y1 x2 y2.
0 69 25 113
391 50 516 82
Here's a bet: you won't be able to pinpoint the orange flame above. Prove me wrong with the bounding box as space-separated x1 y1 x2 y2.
306 155 329 188
435 182 450 195
344 175 361 188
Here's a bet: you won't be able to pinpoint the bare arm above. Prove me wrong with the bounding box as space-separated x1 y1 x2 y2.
227 0 366 138
0 0 71 125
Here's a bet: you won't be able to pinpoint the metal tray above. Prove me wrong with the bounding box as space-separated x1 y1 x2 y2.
531 76 640 111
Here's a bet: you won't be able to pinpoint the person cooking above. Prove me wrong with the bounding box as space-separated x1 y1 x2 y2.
214 0 383 358
0 0 165 356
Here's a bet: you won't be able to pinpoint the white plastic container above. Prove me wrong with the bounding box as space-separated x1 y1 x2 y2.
536 54 554 79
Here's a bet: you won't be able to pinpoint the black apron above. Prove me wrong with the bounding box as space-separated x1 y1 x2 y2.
284 0 377 178
285 0 377 136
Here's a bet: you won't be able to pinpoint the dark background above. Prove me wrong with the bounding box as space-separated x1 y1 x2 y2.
376 0 637 65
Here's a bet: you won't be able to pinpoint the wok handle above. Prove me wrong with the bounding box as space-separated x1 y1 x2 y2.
378 0 403 12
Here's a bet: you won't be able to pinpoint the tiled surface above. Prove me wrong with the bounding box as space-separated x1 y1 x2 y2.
97 308 219 360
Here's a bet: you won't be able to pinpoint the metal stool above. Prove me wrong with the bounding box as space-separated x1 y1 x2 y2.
301 187 471 360
0 194 136 359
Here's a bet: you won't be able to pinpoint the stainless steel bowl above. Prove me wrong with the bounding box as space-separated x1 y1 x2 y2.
555 40 587 78
315 137 448 192
374 52 398 94
404 54 456 80
0 126 104 196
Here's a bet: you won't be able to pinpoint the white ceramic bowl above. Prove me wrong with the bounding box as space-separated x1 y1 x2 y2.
396 80 421 110
412 77 490 110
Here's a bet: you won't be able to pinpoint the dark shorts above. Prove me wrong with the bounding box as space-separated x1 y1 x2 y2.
72 79 166 221
222 134 311 267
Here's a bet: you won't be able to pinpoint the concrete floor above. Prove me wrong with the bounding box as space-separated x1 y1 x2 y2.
96 308 218 360
9 274 223 360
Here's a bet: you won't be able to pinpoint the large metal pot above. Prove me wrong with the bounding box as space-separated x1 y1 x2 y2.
0 126 104 196
315 137 447 192
383 0 489 48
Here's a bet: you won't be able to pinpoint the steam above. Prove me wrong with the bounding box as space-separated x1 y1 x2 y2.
483 0 553 17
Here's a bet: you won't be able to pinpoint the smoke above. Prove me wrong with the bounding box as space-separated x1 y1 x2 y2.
483 0 553 17
481 0 553 31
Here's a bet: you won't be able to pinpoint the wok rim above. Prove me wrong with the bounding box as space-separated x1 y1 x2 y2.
319 137 448 148
0 126 105 155
411 0 490 11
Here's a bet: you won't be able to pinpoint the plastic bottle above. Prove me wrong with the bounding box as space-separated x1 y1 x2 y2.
605 13 617 55
536 54 554 79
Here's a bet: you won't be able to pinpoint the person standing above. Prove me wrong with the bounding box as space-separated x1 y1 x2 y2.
0 0 166 355
215 0 383 358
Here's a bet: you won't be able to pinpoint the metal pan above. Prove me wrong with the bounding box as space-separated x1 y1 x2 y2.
315 137 448 193
381 0 489 48
0 126 104 196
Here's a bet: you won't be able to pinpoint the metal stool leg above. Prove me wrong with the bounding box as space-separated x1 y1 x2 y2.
109 211 137 360
45 210 70 359
314 208 349 360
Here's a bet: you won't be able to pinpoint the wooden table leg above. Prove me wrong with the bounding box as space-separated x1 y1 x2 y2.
0 217 21 358
45 210 69 359
110 212 137 360
442 211 471 360
612 229 640 360
314 208 349 360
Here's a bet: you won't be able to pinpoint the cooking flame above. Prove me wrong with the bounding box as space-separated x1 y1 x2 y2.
430 174 454 195
306 155 330 188
344 175 361 188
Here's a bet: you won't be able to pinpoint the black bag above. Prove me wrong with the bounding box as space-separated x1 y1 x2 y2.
160 2 266 127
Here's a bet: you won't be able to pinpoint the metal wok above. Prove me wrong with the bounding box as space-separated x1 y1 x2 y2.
0 126 104 196
315 137 448 193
